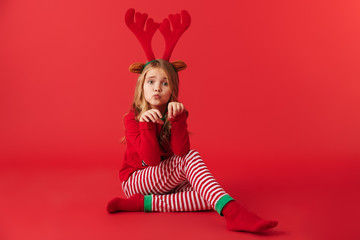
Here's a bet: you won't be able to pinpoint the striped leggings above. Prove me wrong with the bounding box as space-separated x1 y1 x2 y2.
121 149 234 215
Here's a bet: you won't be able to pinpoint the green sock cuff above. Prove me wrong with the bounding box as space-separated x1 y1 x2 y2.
144 195 152 212
215 194 234 216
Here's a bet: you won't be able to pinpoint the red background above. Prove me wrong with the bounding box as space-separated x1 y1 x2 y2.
1 0 359 240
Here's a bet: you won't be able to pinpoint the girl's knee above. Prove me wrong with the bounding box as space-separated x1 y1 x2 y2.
184 149 202 162
177 149 203 170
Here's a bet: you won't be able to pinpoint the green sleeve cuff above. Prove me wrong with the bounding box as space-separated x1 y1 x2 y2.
215 194 234 216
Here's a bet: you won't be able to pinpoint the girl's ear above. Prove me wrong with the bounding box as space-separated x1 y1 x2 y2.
171 60 187 72
129 62 145 73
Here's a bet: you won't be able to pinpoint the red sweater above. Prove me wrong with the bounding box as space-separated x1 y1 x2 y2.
119 108 190 182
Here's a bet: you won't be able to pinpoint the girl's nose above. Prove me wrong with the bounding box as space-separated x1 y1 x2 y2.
154 83 161 91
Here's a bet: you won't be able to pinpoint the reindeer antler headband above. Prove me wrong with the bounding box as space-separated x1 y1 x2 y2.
125 8 191 73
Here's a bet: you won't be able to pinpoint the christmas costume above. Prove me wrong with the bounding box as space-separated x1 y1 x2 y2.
107 8 278 234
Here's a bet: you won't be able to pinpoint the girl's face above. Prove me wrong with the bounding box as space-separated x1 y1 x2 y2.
143 67 172 112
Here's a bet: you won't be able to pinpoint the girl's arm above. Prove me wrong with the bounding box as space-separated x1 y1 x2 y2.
169 110 190 156
124 112 161 166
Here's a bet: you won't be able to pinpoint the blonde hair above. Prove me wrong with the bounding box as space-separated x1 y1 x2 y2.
121 59 181 148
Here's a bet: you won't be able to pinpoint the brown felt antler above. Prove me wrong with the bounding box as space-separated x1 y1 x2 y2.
159 10 191 61
125 8 159 61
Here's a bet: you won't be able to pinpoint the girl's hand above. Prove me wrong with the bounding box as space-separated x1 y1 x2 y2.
139 109 164 124
168 102 185 119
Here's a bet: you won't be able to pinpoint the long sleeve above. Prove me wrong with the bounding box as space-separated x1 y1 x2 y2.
169 110 190 156
124 112 161 166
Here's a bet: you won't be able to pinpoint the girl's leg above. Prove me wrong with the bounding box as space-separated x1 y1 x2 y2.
121 150 233 214
149 180 212 212
107 180 212 213
151 190 212 212
109 149 278 232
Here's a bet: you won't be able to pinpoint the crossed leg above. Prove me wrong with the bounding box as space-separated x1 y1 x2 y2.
108 149 278 233
121 149 231 214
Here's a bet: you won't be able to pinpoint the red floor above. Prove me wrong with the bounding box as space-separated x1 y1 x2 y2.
1 158 359 240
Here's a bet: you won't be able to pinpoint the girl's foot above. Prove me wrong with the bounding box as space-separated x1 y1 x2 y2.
106 193 144 213
222 200 278 233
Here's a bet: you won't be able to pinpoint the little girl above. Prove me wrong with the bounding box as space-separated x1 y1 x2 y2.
106 59 278 233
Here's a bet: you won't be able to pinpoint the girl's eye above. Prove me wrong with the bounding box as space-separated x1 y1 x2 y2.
147 80 153 84
163 82 169 86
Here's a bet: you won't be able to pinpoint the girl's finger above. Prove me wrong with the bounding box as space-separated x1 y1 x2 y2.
168 103 173 119
142 115 150 122
151 112 159 122
139 114 146 122
175 103 181 116
172 104 178 117
171 104 176 118
146 112 156 122
152 110 164 124
179 103 183 112
152 109 162 119
179 104 184 113
149 111 160 122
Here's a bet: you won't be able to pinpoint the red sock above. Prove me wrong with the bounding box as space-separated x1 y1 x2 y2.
221 200 278 233
106 193 144 213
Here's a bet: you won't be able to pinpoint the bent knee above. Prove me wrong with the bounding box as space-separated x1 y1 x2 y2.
184 149 202 162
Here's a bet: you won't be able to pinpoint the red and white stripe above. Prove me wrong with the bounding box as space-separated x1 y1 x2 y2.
122 149 228 212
